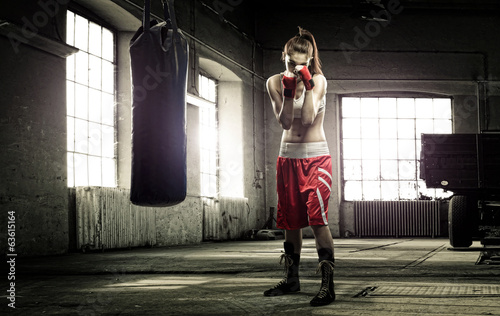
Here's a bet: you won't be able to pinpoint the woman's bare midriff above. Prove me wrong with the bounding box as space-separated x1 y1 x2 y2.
281 112 326 143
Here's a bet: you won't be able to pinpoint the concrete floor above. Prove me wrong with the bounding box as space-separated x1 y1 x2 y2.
6 238 500 315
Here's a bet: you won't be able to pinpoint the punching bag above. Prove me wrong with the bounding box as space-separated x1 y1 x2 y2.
130 0 188 206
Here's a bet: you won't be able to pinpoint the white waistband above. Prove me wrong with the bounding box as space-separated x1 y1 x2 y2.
279 141 330 159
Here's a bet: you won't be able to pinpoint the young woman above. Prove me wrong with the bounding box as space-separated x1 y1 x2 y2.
264 27 335 307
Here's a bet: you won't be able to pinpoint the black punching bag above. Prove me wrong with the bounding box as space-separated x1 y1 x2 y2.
130 0 188 206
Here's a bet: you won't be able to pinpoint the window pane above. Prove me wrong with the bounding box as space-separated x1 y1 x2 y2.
67 153 75 187
67 81 75 116
378 98 397 118
75 51 88 85
102 28 114 62
74 119 88 154
342 98 360 118
66 54 75 81
360 98 378 118
102 158 116 187
102 61 114 94
88 122 102 156
343 160 362 180
67 117 75 152
89 55 102 90
361 119 379 139
102 93 114 126
88 22 102 57
343 139 361 159
379 119 398 139
434 119 452 134
102 125 114 158
400 181 417 200
363 181 380 200
74 153 88 186
381 181 399 200
415 98 434 118
434 99 452 119
380 140 398 159
362 139 379 160
380 160 398 180
89 89 102 123
209 175 217 196
88 156 102 186
342 118 360 138
201 150 209 173
398 119 415 138
416 141 422 160
74 15 88 51
209 152 216 175
66 11 75 46
362 160 379 180
398 139 415 159
416 119 434 138
208 78 216 102
74 84 88 120
344 181 362 200
397 98 415 118
399 160 416 180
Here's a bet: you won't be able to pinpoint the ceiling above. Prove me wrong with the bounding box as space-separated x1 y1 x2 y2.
255 0 500 11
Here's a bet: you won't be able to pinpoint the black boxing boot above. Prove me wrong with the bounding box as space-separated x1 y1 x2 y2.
310 248 335 306
264 242 300 296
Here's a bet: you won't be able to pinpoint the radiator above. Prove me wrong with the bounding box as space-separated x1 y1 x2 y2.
354 201 441 238
76 187 156 251
203 196 248 241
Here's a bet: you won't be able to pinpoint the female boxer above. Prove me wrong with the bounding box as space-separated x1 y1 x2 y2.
263 27 335 307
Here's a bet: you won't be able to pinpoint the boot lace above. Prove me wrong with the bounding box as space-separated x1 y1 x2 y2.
314 260 335 298
279 252 293 274
269 253 293 289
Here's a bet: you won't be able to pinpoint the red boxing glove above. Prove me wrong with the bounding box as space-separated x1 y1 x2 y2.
297 66 315 90
282 74 297 99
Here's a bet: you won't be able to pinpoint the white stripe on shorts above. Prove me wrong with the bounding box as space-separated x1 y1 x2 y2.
316 188 328 225
318 168 332 182
319 176 331 192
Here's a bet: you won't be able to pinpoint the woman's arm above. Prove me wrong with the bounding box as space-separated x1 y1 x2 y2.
300 73 327 126
266 74 295 130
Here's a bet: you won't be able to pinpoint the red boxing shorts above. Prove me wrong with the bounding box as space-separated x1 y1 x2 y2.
276 142 333 230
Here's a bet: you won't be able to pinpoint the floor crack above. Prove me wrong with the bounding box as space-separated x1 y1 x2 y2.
403 243 447 269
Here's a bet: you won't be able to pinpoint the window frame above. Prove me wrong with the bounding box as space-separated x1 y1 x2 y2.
339 93 454 201
65 8 118 188
198 73 219 198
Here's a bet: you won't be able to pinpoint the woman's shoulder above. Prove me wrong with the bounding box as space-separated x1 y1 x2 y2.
266 73 283 90
312 73 326 81
313 73 327 88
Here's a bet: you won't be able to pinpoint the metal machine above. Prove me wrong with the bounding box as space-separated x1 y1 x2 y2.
420 133 500 247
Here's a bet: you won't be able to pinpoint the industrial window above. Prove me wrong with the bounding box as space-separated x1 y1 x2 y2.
199 74 218 197
65 11 116 187
341 97 453 201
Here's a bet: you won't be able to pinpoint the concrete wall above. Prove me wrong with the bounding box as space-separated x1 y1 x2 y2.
259 5 500 237
0 1 70 256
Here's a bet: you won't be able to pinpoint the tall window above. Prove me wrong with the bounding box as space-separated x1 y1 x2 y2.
199 74 218 197
66 11 116 187
341 97 453 201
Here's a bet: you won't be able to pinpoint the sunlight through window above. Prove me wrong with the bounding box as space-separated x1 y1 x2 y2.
341 97 453 201
66 11 116 187
199 75 218 197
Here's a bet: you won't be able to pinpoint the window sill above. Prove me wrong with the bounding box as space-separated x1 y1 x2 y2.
0 20 78 58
